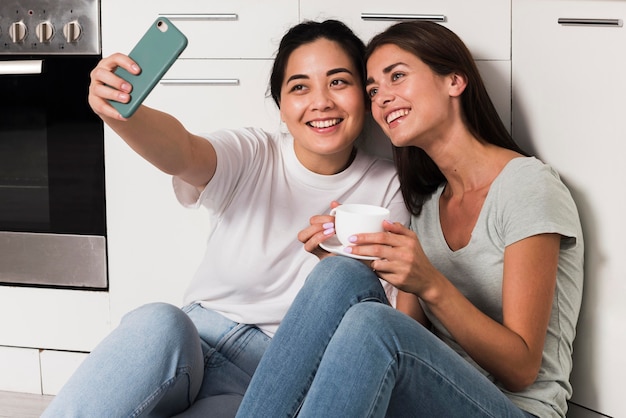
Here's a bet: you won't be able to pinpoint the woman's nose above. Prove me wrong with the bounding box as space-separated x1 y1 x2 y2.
372 90 393 107
311 91 334 111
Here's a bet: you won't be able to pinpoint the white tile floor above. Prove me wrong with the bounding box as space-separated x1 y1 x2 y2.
0 391 53 418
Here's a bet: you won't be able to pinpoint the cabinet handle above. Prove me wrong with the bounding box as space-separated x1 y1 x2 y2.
160 79 240 86
361 13 446 22
0 60 43 75
160 14 238 21
558 18 622 27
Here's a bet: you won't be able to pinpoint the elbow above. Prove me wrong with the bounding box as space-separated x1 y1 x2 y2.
501 367 539 393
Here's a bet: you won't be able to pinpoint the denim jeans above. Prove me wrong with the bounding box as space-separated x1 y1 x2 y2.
236 256 536 418
42 302 270 418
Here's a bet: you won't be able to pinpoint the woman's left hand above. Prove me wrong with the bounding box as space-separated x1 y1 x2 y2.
298 201 342 260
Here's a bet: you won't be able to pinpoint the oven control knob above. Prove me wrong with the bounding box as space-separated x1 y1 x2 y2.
36 21 55 43
9 21 28 43
63 21 82 43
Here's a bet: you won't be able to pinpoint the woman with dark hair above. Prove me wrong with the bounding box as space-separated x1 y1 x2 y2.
236 21 583 418
42 20 409 417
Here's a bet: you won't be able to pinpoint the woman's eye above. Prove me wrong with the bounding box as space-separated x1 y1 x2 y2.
367 88 378 98
290 84 305 93
392 72 405 81
330 79 348 87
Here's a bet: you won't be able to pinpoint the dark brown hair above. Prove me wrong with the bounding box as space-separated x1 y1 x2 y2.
366 21 528 215
270 20 366 108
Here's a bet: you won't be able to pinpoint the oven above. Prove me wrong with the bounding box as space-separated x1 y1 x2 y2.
0 0 107 289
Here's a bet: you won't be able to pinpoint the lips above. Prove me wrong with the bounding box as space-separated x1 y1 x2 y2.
307 118 342 128
385 109 409 125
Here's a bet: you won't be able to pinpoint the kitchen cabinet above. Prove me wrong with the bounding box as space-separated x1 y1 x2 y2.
104 0 298 59
301 0 512 130
512 1 626 416
301 0 510 60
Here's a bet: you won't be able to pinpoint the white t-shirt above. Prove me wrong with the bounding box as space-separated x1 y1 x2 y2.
174 127 409 336
413 157 584 418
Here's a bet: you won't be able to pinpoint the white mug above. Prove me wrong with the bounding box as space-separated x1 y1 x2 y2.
329 204 390 247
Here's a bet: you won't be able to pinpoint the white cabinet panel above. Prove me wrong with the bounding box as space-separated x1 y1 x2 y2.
300 0 510 60
0 347 40 394
102 0 298 59
0 287 110 352
40 350 88 396
512 1 626 416
148 59 280 133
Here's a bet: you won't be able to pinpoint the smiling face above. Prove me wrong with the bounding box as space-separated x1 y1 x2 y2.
280 38 366 174
366 44 457 150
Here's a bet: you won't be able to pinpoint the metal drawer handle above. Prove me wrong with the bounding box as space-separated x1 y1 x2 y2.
160 14 238 21
0 60 43 75
160 79 240 86
558 18 622 27
361 13 446 22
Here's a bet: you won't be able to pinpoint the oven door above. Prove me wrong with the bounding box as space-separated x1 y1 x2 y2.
0 55 107 289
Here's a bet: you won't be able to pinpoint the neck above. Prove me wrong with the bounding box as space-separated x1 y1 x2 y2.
294 143 356 175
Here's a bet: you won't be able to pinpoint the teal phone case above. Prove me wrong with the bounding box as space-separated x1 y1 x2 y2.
110 17 188 118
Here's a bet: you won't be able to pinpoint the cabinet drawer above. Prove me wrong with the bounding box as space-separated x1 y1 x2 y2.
103 0 299 59
145 59 280 134
300 0 510 60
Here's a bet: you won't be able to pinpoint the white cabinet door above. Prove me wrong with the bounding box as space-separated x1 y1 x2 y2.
300 0 510 60
102 0 299 58
512 1 626 416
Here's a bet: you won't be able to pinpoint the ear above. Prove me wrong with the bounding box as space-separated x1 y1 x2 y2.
448 72 468 97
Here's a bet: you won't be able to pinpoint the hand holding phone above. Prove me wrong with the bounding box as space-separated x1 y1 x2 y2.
110 17 188 118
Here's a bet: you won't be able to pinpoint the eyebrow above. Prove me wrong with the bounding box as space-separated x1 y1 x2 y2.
366 62 405 86
286 67 354 84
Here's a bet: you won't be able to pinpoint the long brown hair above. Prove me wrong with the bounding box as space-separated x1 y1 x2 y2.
366 21 528 216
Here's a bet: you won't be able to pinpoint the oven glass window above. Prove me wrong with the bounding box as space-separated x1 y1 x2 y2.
0 55 106 236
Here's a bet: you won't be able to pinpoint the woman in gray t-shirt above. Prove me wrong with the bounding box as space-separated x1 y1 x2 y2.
237 21 583 418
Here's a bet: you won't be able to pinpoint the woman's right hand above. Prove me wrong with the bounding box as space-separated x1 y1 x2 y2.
88 53 141 121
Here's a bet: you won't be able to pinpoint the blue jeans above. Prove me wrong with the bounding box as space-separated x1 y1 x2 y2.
42 302 271 418
236 256 536 418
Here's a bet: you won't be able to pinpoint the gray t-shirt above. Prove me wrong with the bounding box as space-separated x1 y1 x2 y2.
412 157 584 418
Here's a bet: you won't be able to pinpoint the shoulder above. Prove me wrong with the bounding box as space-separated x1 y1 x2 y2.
500 157 559 183
493 157 582 245
495 157 569 201
203 127 282 158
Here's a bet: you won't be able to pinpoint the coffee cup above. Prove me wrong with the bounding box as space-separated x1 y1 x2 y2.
329 204 390 247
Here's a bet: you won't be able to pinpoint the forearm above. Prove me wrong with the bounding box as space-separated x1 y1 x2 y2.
104 105 216 187
422 276 542 392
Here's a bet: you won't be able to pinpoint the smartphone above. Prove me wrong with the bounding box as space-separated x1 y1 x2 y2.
110 17 188 118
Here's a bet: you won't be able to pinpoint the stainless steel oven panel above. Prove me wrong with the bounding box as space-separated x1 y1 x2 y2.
0 0 100 55
0 231 106 288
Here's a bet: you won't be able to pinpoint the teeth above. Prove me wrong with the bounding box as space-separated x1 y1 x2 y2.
309 118 341 128
386 109 409 124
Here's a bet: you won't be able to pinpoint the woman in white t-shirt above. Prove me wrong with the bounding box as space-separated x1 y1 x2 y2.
42 20 409 417
237 21 584 418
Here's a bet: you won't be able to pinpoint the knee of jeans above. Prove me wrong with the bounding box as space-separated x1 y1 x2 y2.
308 256 376 291
121 302 198 344
343 302 395 334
